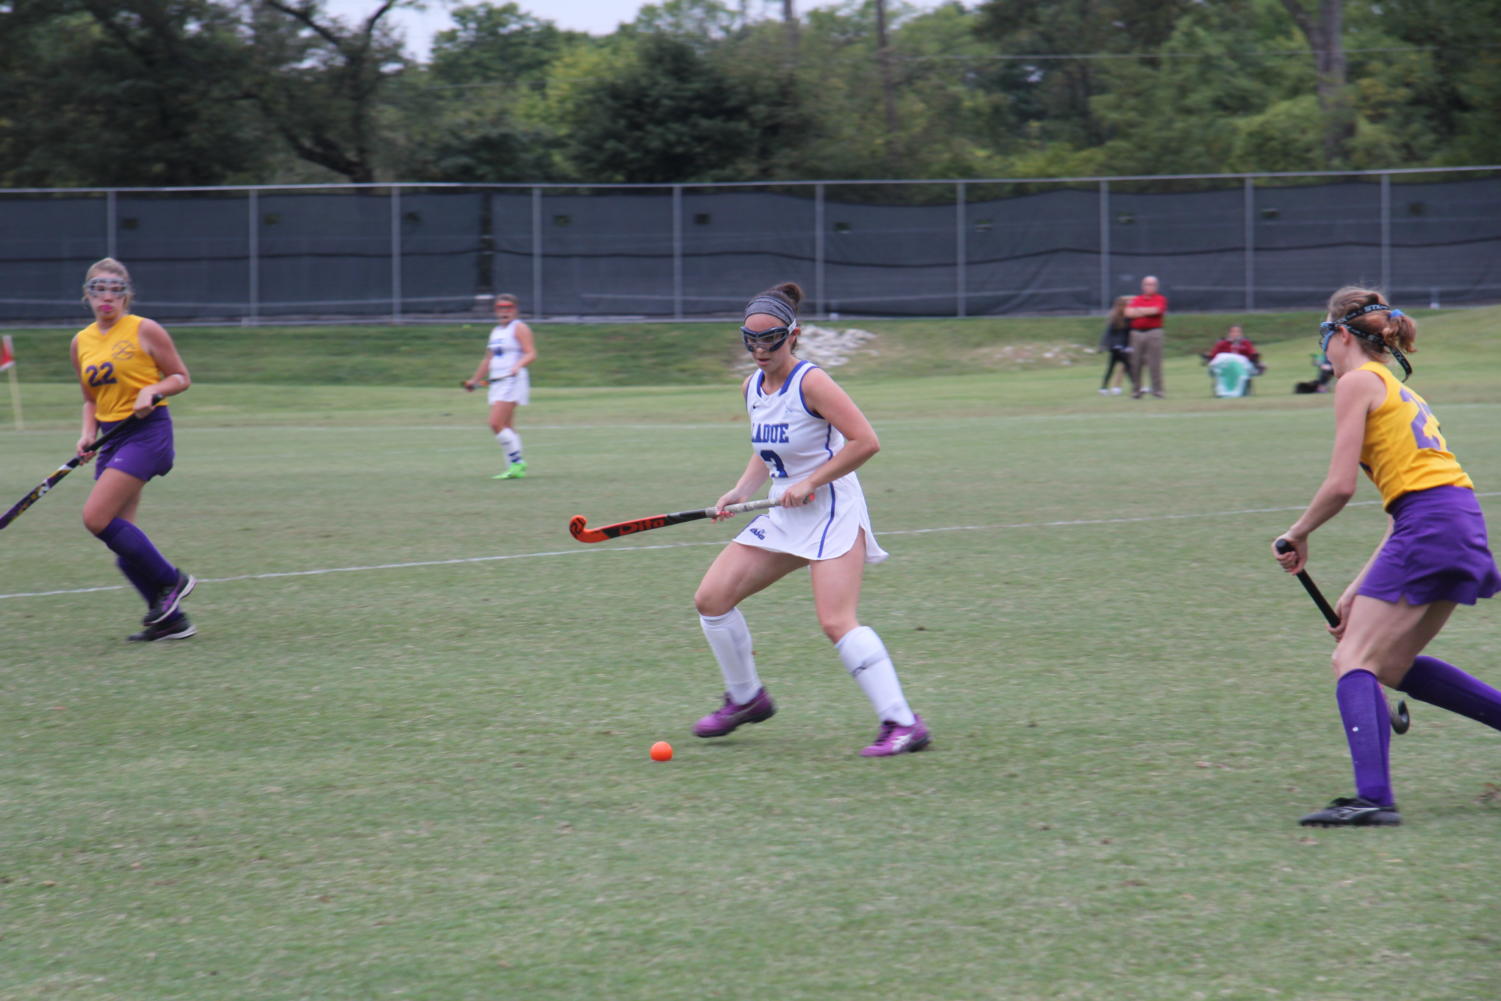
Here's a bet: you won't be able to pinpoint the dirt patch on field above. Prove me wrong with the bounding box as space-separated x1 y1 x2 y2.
965 341 1098 368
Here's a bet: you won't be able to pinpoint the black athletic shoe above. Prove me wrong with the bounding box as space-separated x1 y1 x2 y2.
1298 796 1402 828
145 569 196 625
129 613 196 642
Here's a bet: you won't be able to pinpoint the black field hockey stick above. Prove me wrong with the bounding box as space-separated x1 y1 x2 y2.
0 396 162 532
1275 539 1411 734
570 497 778 543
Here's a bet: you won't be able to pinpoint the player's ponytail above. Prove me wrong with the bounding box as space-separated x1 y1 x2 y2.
772 282 804 311
1380 311 1418 355
1326 285 1417 358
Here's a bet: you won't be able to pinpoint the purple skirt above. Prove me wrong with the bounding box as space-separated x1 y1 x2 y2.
94 406 175 482
1359 485 1501 606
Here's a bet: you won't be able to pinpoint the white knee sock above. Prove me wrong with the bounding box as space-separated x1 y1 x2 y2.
496 429 522 464
699 608 761 704
836 625 915 726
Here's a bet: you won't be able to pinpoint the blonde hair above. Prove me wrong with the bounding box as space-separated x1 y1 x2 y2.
1326 285 1417 357
83 257 134 310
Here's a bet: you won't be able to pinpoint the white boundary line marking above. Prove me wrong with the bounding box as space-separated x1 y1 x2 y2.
14 495 1491 603
5 400 1500 442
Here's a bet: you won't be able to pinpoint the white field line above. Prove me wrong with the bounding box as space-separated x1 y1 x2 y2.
14 495 1500 603
5 400 1501 441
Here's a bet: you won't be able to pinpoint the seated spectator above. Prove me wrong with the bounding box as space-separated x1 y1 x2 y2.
1202 324 1264 398
1202 324 1263 373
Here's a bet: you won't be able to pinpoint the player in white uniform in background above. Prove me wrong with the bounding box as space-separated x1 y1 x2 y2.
464 293 536 479
690 281 930 756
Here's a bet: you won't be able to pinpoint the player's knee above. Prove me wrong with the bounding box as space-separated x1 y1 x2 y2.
1332 648 1403 686
82 510 111 536
694 587 729 618
819 616 857 643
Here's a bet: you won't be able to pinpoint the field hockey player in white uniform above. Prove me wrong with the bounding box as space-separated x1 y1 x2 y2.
464 293 536 480
690 281 930 757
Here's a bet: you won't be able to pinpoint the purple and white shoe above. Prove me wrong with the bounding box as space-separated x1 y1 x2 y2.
145 569 196 625
860 714 931 757
693 688 777 738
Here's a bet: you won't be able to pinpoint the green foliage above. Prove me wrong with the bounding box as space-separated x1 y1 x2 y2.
0 0 1495 187
544 34 768 183
0 0 270 186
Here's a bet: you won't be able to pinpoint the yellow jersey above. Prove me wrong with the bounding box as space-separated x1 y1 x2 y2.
1357 361 1472 508
74 314 168 422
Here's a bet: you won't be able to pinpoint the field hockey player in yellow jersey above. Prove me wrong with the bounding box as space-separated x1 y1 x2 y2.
1274 286 1501 827
70 258 197 641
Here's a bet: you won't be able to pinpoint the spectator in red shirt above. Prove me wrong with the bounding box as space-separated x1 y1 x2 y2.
1203 324 1263 371
1126 275 1168 398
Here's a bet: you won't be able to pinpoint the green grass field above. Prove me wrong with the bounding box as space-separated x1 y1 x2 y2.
4 309 1500 1000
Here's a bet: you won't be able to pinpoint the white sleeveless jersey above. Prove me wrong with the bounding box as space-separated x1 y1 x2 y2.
734 360 888 563
747 360 843 482
486 320 523 380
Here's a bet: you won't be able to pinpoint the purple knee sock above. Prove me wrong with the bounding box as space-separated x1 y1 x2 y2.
115 556 157 605
1398 655 1501 732
1336 670 1394 807
97 518 175 591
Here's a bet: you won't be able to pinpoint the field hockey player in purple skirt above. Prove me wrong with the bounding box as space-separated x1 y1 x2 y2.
1274 286 1501 827
71 258 198 641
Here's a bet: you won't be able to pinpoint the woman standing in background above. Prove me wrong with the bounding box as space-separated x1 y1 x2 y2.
464 293 536 480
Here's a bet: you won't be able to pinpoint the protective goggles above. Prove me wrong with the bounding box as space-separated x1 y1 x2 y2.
741 322 796 353
84 277 131 296
1318 304 1411 380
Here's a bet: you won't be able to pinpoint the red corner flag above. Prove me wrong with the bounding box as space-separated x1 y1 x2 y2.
0 335 14 371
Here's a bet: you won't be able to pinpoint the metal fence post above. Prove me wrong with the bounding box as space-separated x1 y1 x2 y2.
672 185 684 320
531 187 543 318
390 186 402 323
814 183 826 317
1244 177 1255 311
955 181 966 318
1380 172 1391 293
1098 180 1110 311
248 189 259 326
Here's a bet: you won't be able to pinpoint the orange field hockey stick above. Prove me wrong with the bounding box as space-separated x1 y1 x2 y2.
570 497 779 544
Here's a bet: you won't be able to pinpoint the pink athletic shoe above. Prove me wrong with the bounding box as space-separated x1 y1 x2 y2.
693 688 777 738
860 715 931 757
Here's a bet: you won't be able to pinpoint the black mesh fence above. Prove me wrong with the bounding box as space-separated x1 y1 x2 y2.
1 168 1496 324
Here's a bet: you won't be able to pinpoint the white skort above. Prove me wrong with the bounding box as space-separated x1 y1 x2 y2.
732 474 888 564
487 370 530 405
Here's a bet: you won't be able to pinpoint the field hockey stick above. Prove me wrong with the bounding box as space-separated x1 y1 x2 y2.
1275 539 1411 734
0 396 163 532
462 375 506 390
570 497 779 544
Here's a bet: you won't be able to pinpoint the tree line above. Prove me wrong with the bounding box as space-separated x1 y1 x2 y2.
1 0 1496 190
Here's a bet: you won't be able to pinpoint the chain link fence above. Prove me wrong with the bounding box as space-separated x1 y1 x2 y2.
2 167 1497 324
